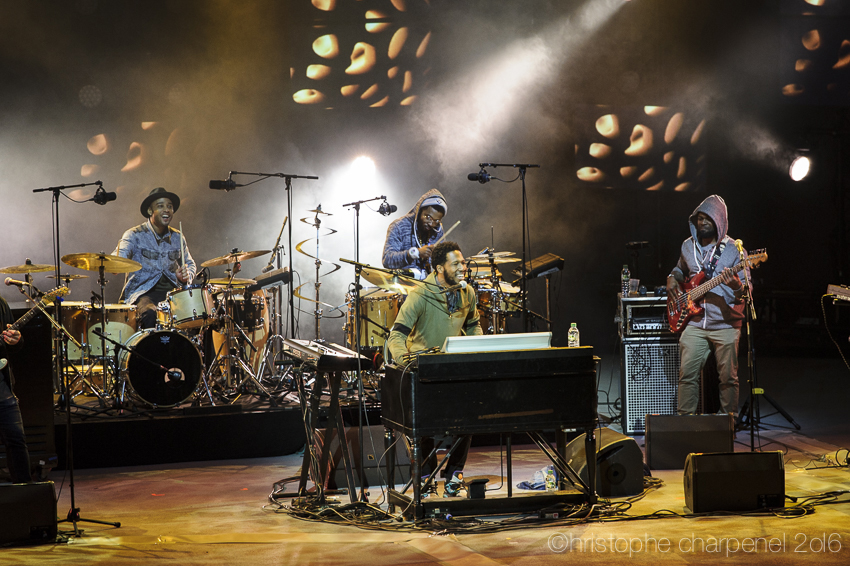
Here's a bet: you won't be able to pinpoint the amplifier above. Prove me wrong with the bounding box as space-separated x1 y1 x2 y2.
618 295 674 338
620 339 680 435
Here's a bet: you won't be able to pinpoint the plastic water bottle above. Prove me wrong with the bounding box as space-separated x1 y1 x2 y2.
568 323 580 347
621 264 630 296
545 466 557 492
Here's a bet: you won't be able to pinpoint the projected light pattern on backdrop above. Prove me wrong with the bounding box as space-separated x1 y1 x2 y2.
780 0 850 105
291 0 434 108
574 106 707 192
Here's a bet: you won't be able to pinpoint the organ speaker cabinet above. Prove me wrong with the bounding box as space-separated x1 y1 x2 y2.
620 338 680 435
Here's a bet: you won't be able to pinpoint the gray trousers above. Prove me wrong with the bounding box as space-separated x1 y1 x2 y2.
677 325 741 415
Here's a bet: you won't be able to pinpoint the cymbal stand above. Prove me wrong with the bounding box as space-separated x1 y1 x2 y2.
33 180 120 535
256 216 288 387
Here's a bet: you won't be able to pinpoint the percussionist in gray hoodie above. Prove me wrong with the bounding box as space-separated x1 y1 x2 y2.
666 195 751 417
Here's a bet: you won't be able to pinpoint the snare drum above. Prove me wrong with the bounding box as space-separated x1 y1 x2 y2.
476 280 523 313
60 302 136 358
166 285 214 329
119 329 203 407
345 288 400 348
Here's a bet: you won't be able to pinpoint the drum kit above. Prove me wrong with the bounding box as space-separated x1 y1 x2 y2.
1 248 280 410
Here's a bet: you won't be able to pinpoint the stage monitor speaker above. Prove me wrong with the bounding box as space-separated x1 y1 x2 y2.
0 481 57 546
316 425 411 490
621 340 679 435
645 414 733 470
684 451 785 513
563 427 644 497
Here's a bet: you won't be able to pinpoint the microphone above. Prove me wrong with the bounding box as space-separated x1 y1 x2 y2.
92 187 117 205
4 277 31 289
734 239 745 252
378 200 397 216
467 169 491 184
261 263 276 274
165 369 185 382
209 179 241 191
440 280 468 294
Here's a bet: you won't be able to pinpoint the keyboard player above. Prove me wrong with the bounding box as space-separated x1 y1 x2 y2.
387 241 482 495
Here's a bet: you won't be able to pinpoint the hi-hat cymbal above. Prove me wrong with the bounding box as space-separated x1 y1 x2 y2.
201 249 270 268
361 266 421 295
46 274 90 281
467 251 517 261
209 277 257 286
61 253 142 273
0 262 55 274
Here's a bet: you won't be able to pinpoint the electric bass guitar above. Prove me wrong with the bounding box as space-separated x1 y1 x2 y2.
0 286 70 370
667 250 768 333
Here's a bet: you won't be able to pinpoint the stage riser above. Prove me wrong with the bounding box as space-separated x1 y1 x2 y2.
55 409 305 469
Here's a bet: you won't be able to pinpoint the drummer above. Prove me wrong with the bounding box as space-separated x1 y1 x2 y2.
381 189 447 280
113 187 196 329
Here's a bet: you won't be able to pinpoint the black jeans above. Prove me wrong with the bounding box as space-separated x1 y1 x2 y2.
0 396 31 483
136 290 169 330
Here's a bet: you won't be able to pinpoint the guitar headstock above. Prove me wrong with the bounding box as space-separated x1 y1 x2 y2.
42 286 71 304
744 249 768 269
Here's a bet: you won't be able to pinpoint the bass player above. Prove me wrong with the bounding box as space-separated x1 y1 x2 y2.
666 195 750 418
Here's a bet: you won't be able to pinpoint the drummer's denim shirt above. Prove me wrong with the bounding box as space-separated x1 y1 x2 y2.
113 221 196 305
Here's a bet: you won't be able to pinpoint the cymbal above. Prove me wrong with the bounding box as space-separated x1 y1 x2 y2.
0 262 54 274
209 278 257 286
361 266 421 295
201 249 270 268
46 274 90 281
466 257 520 265
61 253 142 273
307 207 331 215
467 251 517 261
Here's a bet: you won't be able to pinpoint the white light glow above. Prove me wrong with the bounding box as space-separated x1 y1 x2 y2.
789 155 811 181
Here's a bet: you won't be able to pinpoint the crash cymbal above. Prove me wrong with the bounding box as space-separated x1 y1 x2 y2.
0 261 55 274
306 207 331 215
201 249 270 268
209 277 257 286
361 266 421 295
46 274 90 281
61 252 142 273
467 251 517 261
466 256 520 265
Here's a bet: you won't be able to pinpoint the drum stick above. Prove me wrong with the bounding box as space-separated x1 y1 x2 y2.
435 220 460 245
179 221 187 286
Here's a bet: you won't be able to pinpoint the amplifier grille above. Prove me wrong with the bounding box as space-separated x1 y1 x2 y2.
622 341 680 435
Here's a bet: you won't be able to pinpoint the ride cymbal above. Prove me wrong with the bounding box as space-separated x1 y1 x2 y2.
61 253 142 273
201 249 270 268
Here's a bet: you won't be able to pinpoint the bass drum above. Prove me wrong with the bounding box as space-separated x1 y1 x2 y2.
119 330 202 407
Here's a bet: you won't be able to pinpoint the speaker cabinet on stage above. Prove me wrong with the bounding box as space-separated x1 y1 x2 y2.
645 414 734 470
0 482 57 546
563 427 644 497
317 425 411 489
684 451 785 513
620 339 680 435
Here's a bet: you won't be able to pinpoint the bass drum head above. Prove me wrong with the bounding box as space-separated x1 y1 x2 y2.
120 330 202 407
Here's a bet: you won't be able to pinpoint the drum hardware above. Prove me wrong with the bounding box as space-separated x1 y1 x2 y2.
295 204 342 340
204 284 272 401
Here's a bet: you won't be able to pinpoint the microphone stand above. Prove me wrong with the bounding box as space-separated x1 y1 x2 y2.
341 195 386 503
477 163 539 332
32 180 120 535
227 171 318 340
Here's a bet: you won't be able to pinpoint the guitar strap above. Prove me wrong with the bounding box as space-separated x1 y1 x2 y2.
705 242 725 279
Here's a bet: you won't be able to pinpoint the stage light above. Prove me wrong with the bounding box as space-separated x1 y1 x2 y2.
789 154 811 181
